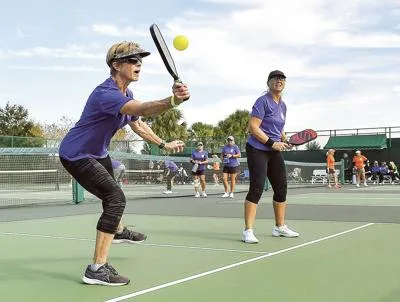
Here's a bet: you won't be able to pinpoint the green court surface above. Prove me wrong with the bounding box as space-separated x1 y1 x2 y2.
1 185 400 302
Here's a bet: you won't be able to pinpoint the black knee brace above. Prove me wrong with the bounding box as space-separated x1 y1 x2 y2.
97 188 126 234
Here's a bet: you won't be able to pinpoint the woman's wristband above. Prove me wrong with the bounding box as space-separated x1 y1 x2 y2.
158 140 166 149
170 95 177 108
265 138 275 147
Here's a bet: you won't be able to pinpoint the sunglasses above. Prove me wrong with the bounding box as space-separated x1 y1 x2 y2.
270 76 286 81
123 56 142 65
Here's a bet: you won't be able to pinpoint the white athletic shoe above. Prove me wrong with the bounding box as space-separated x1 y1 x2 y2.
356 184 360 187
229 192 234 198
272 225 299 238
221 192 229 198
200 192 207 197
242 229 259 244
194 192 200 198
363 183 368 187
163 190 173 194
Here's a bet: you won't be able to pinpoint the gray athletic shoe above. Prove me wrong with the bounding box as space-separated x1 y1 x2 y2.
113 227 147 243
82 263 130 286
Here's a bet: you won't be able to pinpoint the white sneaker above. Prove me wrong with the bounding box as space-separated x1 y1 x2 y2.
163 190 173 194
272 225 299 238
242 229 259 243
221 192 229 198
229 192 234 198
356 184 360 187
201 192 207 197
363 183 368 187
194 192 200 198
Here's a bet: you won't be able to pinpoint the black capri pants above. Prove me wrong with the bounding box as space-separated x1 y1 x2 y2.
245 143 287 203
60 155 126 234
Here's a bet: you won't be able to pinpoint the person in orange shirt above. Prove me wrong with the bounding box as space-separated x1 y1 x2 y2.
326 149 340 188
352 150 368 187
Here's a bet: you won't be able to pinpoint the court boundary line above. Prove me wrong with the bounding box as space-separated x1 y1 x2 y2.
104 223 374 302
0 232 267 254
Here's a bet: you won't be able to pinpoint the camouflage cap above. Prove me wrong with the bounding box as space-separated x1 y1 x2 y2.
106 41 150 67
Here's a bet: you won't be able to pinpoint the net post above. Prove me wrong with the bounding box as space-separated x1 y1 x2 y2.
340 159 345 185
72 179 85 204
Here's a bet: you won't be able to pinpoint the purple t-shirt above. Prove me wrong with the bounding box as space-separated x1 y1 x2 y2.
221 144 240 167
247 92 287 151
59 77 139 160
191 150 208 171
164 160 179 172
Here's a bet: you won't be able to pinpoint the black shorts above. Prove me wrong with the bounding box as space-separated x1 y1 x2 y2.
223 166 238 174
192 170 205 176
327 168 335 175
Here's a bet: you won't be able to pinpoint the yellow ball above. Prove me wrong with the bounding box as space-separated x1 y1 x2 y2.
173 35 189 51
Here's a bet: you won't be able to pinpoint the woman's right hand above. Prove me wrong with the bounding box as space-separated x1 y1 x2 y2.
272 142 290 152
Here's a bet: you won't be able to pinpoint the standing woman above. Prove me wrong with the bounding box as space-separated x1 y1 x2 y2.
190 141 209 197
242 70 299 244
59 41 189 285
221 136 241 198
326 149 340 188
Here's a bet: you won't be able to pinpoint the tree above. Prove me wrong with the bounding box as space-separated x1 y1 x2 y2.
141 109 187 141
42 116 75 139
0 102 34 136
305 141 321 150
188 122 214 139
0 102 44 147
213 110 250 150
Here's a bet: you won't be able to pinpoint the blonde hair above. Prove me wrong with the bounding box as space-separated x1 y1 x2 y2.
106 41 150 75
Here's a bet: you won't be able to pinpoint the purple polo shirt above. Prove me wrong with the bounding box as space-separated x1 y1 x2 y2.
191 150 208 171
247 92 286 151
221 144 240 167
164 160 179 172
59 77 139 160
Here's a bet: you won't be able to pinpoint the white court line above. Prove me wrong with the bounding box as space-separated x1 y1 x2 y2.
294 196 400 200
0 232 266 254
104 223 374 302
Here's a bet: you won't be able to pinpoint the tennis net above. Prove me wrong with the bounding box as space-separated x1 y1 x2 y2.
0 151 344 207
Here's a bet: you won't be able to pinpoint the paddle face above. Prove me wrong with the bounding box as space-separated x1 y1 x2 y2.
288 129 317 146
149 23 180 81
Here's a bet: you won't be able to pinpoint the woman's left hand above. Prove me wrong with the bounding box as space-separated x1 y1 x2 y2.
164 140 185 153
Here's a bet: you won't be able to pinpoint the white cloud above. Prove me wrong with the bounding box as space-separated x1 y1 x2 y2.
0 44 104 59
91 24 148 37
320 31 400 48
7 65 105 72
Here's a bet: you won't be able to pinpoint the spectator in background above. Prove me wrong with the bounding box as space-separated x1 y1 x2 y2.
221 136 241 198
364 160 371 180
177 164 188 184
190 141 209 198
352 150 368 187
112 159 126 187
388 161 399 184
161 160 179 194
326 149 340 188
370 161 381 184
378 162 389 184
212 154 221 186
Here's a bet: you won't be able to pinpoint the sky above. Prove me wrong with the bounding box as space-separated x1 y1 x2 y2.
0 0 399 134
